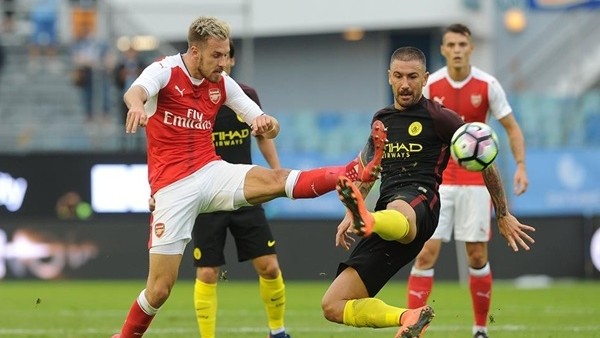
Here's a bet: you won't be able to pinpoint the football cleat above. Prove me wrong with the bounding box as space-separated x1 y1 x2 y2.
336 175 374 237
394 305 435 338
268 332 291 338
473 330 489 338
347 120 387 182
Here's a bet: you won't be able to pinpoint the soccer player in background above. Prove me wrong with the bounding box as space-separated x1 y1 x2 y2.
111 16 386 338
406 23 529 338
191 41 290 338
320 46 534 338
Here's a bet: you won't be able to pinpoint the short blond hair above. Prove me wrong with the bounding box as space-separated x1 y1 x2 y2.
188 16 231 47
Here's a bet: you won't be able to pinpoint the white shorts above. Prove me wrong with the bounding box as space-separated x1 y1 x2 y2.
149 160 255 251
431 185 492 243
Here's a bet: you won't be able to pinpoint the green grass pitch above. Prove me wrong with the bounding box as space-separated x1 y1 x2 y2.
1 279 599 337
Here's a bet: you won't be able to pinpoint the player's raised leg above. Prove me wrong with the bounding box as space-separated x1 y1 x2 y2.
290 120 387 198
243 121 387 205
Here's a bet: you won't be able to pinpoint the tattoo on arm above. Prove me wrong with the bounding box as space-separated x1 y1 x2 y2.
482 165 508 218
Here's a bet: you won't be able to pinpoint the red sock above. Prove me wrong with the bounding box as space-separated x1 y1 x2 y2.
470 271 492 327
118 299 155 338
292 160 358 198
407 274 433 308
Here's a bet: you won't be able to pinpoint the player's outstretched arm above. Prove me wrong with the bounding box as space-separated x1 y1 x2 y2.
482 164 535 252
124 85 149 133
498 113 528 195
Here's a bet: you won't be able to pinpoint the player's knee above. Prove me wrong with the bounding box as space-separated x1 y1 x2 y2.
258 265 281 279
268 168 290 191
466 244 487 267
245 167 290 204
414 249 437 269
468 254 487 268
197 267 219 283
320 299 342 323
253 255 281 279
146 283 173 307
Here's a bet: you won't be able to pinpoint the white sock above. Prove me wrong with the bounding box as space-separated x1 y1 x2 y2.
137 289 159 315
410 266 434 277
284 170 301 199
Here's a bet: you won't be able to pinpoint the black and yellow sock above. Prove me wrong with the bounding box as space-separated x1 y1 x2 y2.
259 273 286 331
194 279 217 338
372 209 410 241
343 298 404 328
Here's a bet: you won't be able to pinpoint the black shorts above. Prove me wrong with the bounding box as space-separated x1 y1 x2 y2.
338 184 439 297
192 205 276 267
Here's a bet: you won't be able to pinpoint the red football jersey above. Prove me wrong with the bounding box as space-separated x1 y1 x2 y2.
425 66 512 185
132 54 264 194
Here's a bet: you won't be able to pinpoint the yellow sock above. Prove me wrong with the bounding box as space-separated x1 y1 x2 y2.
194 279 217 338
259 273 286 330
372 209 410 241
343 298 404 328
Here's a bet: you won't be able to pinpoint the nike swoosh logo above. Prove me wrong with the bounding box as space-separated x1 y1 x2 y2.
267 240 276 247
270 295 283 302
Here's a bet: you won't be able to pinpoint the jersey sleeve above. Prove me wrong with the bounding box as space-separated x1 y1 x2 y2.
437 107 465 144
224 76 265 126
488 76 512 120
130 61 171 98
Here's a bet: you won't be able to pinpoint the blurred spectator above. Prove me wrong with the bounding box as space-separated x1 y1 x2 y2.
70 22 114 123
2 0 16 34
69 0 96 40
114 46 145 124
0 35 5 95
0 34 4 72
28 0 62 73
114 45 146 150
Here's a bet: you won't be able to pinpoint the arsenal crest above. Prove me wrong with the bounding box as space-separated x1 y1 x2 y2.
470 94 482 108
209 88 221 104
154 223 165 238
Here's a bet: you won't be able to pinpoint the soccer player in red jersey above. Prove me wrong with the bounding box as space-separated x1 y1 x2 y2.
322 46 534 338
406 23 529 338
110 16 386 338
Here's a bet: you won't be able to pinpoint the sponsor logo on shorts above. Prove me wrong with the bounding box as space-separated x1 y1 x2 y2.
194 247 202 260
154 223 165 238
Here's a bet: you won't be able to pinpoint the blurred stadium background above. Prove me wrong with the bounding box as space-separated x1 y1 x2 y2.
0 0 599 303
